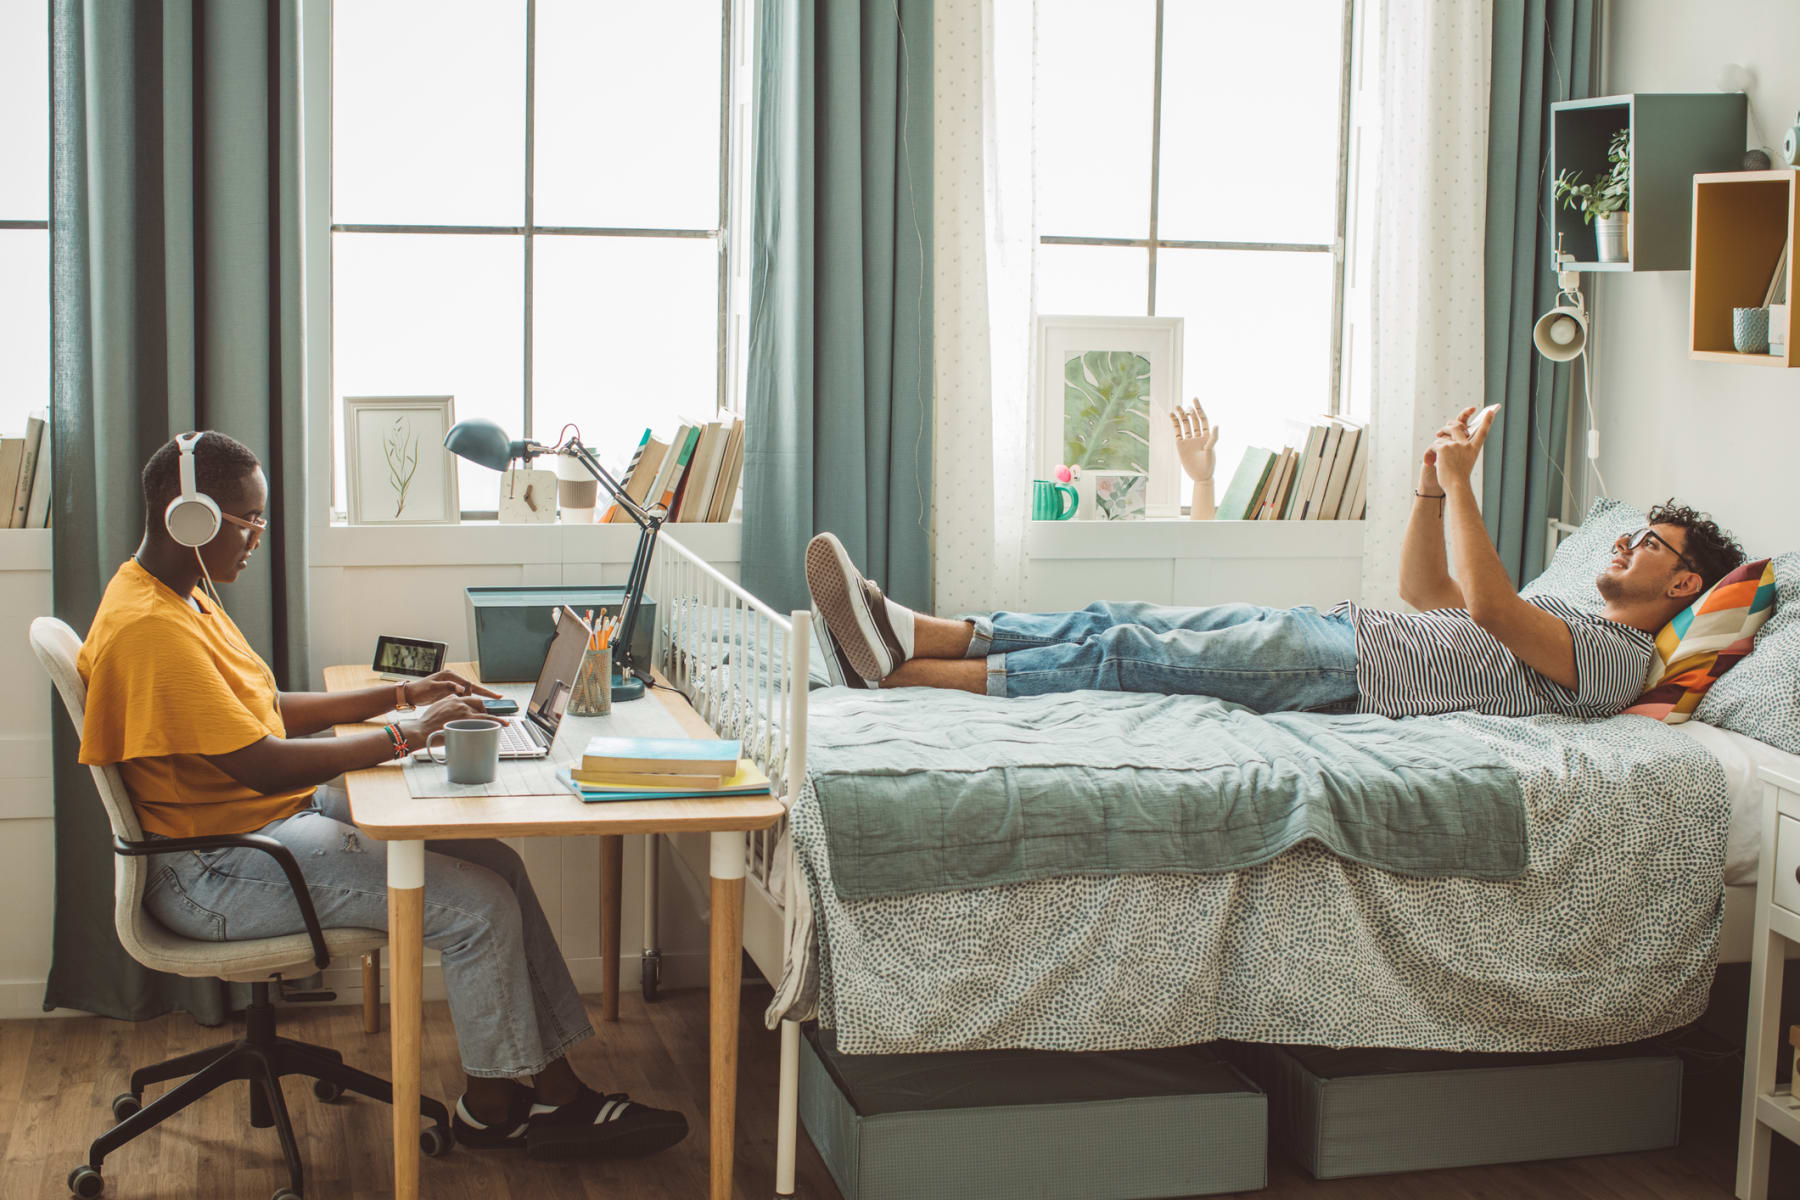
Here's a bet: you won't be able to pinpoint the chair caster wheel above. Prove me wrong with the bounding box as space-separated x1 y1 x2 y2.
67 1165 104 1197
271 1190 301 1200
420 1124 454 1157
110 1092 141 1122
311 1078 344 1102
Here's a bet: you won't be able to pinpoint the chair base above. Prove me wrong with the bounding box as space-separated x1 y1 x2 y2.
74 981 450 1199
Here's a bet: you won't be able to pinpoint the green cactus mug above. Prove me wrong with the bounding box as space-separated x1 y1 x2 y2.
1031 479 1079 520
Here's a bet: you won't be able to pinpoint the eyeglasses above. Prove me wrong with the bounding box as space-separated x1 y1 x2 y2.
221 512 267 537
1619 527 1697 576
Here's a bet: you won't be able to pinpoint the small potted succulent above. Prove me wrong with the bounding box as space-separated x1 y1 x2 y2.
1554 128 1631 262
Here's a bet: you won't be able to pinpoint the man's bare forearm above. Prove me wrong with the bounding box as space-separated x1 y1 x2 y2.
1398 489 1463 610
1441 479 1517 623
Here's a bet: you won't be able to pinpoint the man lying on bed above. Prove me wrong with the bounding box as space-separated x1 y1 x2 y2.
806 405 1745 720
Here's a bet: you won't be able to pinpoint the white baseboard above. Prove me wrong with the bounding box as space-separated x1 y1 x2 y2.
0 949 717 1021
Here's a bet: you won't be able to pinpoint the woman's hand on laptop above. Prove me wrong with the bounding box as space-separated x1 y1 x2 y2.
400 694 493 747
406 669 502 706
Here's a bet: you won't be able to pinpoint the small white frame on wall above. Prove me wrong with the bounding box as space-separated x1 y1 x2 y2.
343 396 460 525
1033 315 1184 518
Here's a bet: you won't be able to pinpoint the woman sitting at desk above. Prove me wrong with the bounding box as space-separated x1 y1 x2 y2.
75 431 688 1162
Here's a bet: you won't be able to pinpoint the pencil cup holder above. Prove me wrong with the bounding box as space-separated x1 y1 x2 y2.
569 646 613 716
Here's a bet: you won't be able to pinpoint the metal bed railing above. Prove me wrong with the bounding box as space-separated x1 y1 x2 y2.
637 531 810 997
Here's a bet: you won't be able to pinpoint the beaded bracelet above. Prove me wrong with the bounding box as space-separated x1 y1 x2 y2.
382 722 410 761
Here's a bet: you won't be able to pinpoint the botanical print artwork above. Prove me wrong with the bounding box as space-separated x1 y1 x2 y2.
1094 472 1147 521
1063 350 1151 472
383 414 422 518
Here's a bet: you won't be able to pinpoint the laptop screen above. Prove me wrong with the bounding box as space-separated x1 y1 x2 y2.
527 607 592 736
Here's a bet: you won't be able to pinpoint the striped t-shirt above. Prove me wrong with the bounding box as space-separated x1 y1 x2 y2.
1328 596 1655 720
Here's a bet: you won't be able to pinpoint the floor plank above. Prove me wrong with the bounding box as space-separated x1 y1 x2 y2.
4 981 1798 1198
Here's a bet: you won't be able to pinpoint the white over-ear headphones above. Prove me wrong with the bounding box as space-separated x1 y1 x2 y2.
164 431 222 548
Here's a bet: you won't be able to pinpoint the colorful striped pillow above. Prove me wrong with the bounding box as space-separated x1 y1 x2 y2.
1625 558 1776 723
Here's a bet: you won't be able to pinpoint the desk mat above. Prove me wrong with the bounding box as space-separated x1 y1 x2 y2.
401 680 695 799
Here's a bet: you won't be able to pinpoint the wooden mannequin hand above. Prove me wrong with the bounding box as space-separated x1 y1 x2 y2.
1171 400 1219 520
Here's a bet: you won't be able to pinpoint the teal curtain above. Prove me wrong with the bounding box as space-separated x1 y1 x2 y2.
47 0 309 1022
742 0 933 615
1482 0 1597 584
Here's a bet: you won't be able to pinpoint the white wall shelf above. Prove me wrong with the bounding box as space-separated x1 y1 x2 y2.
1026 518 1364 561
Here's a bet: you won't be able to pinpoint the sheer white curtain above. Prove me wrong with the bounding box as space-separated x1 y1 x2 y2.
1360 0 1492 611
932 0 1033 616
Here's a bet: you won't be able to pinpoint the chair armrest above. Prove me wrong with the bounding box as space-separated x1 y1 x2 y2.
114 833 333 970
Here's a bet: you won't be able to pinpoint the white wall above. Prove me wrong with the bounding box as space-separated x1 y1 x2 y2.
0 532 55 1016
1592 1 1800 553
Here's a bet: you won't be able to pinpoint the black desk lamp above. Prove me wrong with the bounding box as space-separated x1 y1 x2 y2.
444 418 661 701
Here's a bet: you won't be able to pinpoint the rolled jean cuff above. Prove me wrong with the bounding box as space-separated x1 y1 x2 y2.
461 1023 595 1080
965 616 994 658
985 652 1008 698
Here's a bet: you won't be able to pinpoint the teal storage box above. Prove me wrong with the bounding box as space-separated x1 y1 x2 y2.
1219 1040 1681 1179
800 1026 1266 1200
463 586 655 682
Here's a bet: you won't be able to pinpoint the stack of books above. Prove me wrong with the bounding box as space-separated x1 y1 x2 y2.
1214 416 1368 521
601 413 746 524
558 736 773 803
0 413 52 530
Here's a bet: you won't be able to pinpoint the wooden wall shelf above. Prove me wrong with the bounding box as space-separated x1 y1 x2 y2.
1550 94 1746 271
1689 169 1797 367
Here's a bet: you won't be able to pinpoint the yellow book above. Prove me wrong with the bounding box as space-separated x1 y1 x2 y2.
566 759 772 797
570 766 729 789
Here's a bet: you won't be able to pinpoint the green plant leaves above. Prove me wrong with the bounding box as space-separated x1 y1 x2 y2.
1062 350 1151 472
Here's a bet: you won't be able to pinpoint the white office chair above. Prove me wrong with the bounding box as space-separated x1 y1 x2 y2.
31 617 450 1200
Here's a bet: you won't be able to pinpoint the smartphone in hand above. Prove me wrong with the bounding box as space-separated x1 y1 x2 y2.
1465 404 1501 436
482 697 520 716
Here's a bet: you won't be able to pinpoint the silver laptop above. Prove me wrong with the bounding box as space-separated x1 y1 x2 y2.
495 606 592 759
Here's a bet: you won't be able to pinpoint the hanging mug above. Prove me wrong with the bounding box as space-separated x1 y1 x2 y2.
1031 479 1079 520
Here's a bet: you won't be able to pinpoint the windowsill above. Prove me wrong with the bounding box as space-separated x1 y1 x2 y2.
0 528 53 571
1026 518 1364 561
310 519 742 568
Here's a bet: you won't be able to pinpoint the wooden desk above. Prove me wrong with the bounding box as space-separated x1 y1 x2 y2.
326 663 784 1200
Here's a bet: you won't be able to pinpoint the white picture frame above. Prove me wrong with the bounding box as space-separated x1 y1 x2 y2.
343 396 460 525
1033 315 1184 518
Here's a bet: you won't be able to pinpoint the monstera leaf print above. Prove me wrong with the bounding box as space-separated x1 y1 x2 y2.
1063 350 1151 472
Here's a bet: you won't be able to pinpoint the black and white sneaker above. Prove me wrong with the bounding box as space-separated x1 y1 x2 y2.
526 1087 690 1161
450 1081 533 1151
805 533 914 686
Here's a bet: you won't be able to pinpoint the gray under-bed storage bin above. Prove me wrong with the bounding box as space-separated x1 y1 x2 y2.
799 1026 1266 1200
1218 1040 1681 1179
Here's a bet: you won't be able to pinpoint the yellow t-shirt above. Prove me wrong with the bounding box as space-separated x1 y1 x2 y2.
77 559 314 838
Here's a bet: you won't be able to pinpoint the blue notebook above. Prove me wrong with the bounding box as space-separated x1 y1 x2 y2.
581 736 742 775
556 762 772 803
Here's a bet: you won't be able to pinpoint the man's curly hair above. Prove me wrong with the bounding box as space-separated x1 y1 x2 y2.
1647 500 1745 592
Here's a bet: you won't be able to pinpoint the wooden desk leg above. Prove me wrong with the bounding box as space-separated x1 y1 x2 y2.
709 832 746 1200
388 840 425 1200
600 834 623 1023
362 950 381 1034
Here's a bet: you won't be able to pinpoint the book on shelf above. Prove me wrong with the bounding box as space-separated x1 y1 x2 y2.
1285 424 1328 520
1218 447 1277 521
651 424 702 514
675 418 729 521
580 735 742 777
603 430 668 523
705 416 746 522
11 415 44 529
1301 420 1344 519
1339 423 1370 521
23 416 50 528
557 759 772 803
1257 448 1299 519
0 438 26 529
1317 417 1364 520
1346 456 1369 520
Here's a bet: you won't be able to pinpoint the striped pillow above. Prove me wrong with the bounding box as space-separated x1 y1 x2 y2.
1625 558 1776 723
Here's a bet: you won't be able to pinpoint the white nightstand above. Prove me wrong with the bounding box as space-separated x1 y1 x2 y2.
1738 765 1800 1198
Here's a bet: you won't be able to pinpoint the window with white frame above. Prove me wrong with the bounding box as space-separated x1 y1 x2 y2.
1034 0 1356 499
0 4 49 440
329 0 748 519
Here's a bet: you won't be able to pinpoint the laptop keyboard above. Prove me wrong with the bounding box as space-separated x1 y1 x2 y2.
497 719 541 756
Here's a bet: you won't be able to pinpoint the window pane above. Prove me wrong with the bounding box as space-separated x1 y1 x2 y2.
1154 248 1334 493
332 234 523 514
1036 243 1147 317
1158 2 1345 244
0 2 47 218
532 235 719 478
0 231 48 432
1035 0 1154 239
535 0 722 229
333 1 525 226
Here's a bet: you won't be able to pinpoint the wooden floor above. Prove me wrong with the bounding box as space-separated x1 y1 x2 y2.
3 980 1797 1199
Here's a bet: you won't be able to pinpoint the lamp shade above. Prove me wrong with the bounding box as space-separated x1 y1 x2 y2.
1531 304 1588 362
443 418 519 471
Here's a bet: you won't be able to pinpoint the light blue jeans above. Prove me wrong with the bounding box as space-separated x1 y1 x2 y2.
966 600 1358 712
143 786 593 1078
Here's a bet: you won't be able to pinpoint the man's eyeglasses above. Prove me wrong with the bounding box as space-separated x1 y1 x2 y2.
1619 527 1697 576
221 512 267 537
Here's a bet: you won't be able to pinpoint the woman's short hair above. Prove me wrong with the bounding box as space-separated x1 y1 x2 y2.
140 432 262 527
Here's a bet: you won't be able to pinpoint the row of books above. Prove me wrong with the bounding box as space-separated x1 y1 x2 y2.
602 414 746 524
558 736 772 803
1216 416 1368 522
0 414 52 529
